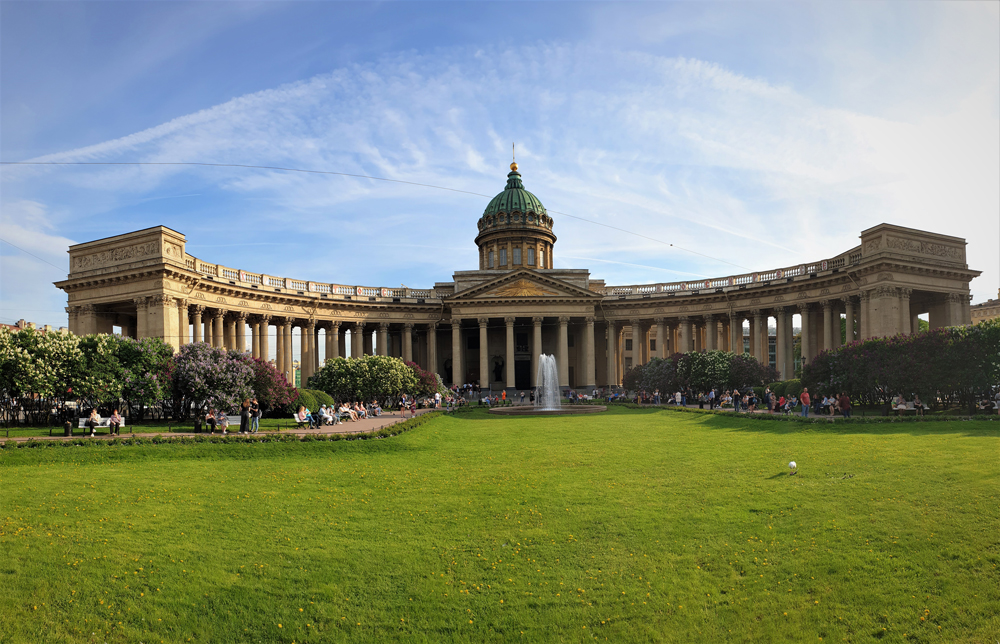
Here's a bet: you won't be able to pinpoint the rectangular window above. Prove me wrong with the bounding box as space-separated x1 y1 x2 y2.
488 251 494 269
513 247 521 265
539 252 545 268
527 248 535 266
499 248 507 266
625 339 633 351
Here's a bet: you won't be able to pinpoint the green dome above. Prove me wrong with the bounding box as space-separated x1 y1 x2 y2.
483 170 547 217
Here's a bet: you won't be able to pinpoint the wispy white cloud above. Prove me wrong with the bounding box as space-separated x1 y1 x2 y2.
3 39 997 330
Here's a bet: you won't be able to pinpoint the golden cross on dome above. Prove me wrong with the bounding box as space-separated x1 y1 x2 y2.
510 143 518 172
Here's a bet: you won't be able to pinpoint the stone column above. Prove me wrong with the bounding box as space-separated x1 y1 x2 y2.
427 322 438 375
144 295 178 349
504 317 516 392
191 306 204 343
177 299 189 346
606 320 617 387
235 312 247 353
283 320 294 383
275 322 284 374
260 315 271 365
350 323 362 358
212 309 225 349
531 317 543 387
478 318 489 388
655 318 667 358
251 318 261 358
583 316 596 390
557 316 570 388
302 321 315 384
842 297 854 343
899 288 912 335
328 323 340 361
451 319 463 385
628 319 640 366
678 316 691 353
756 311 768 365
223 316 235 351
377 323 389 357
721 318 730 352
798 304 811 367
403 323 414 363
783 308 795 378
133 297 149 339
338 327 347 358
821 300 833 352
704 314 716 351
774 307 787 379
859 291 870 339
729 313 743 354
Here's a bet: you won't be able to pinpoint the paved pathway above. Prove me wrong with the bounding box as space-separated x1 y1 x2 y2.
4 408 438 443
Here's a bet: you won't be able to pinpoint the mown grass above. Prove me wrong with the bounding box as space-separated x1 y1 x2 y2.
1 408 997 643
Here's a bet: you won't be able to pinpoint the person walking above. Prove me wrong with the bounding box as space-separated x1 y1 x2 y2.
838 392 852 418
800 388 811 418
708 388 716 410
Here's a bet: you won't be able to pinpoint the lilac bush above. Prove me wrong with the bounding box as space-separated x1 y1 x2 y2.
172 343 254 418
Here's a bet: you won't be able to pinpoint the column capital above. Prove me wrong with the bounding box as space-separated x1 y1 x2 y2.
558 316 571 324
259 313 272 323
820 299 832 310
946 291 965 303
448 317 461 327
899 288 913 299
797 302 811 313
149 294 172 307
191 304 205 315
840 295 853 305
773 305 787 314
750 309 762 318
303 319 315 330
704 312 715 321
504 317 515 325
79 304 96 315
133 296 149 310
213 308 226 320
378 322 389 331
859 290 871 302
236 311 249 321
176 298 188 308
427 321 437 330
586 316 596 324
329 320 340 330
532 316 543 324
404 322 414 331
678 315 690 322
654 317 665 324
478 317 489 327
282 318 293 329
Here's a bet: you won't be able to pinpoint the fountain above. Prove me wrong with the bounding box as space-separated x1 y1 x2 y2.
488 354 607 416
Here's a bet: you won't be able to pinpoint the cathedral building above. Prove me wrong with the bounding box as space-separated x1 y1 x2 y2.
56 163 980 394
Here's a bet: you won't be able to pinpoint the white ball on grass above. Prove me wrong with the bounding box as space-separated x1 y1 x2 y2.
789 461 797 469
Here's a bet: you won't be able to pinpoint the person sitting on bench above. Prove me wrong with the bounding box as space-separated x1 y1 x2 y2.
87 408 101 436
206 409 218 433
109 409 123 435
217 410 230 435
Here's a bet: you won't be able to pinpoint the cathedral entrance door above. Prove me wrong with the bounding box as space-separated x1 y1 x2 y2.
514 360 531 390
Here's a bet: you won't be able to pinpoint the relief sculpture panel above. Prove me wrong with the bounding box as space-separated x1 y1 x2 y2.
73 241 160 271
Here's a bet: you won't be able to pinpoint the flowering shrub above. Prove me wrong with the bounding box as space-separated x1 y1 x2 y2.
310 355 418 406
802 318 1000 412
249 357 295 413
172 343 254 418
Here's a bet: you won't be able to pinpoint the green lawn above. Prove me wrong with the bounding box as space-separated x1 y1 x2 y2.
1 408 997 643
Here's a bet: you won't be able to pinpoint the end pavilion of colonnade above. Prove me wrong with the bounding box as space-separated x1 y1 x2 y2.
56 165 979 395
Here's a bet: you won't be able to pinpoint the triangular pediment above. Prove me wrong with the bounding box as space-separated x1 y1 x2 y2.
448 270 601 303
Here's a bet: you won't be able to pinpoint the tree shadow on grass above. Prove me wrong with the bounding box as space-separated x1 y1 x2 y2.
686 410 1000 439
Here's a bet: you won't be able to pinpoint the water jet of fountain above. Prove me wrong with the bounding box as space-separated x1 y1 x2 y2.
535 354 561 411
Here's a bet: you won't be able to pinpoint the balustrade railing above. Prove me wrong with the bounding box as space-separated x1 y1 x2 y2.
181 245 863 304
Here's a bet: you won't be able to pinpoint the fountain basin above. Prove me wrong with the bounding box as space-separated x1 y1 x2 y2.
488 405 607 416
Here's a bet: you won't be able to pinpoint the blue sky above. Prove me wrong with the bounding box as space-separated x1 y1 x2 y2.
2 1 998 329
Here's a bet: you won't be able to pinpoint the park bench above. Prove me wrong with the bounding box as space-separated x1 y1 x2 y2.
894 402 919 415
77 417 127 436
291 414 310 428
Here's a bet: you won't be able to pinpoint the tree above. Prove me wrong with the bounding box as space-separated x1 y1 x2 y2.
172 343 254 419
405 361 443 396
0 327 83 425
310 355 418 406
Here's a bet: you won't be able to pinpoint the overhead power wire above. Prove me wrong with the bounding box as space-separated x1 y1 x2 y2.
1 160 749 271
0 237 64 271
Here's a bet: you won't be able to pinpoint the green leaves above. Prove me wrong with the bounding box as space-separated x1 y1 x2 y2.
310 355 419 404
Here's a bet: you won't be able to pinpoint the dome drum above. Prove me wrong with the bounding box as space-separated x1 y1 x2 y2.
475 164 556 270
